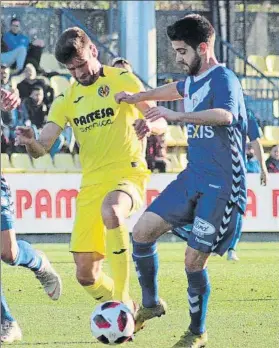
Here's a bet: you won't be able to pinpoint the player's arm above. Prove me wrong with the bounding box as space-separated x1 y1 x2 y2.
15 94 67 158
121 72 167 138
134 99 167 137
144 106 233 126
115 81 183 104
144 73 239 126
247 110 268 185
15 122 62 158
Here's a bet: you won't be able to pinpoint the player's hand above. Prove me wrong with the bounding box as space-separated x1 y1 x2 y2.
15 126 35 146
145 106 180 122
133 119 152 140
0 89 21 111
260 169 268 186
115 91 142 104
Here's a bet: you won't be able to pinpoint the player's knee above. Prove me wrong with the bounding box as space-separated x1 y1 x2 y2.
76 269 100 286
185 250 208 272
101 203 123 229
1 248 18 265
132 218 153 243
185 259 203 273
132 221 145 242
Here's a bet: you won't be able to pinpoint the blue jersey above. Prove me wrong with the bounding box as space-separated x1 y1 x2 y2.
177 65 247 212
3 31 30 51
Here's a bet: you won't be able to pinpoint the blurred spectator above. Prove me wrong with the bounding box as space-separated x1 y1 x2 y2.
1 118 10 154
1 64 19 132
111 57 133 72
245 143 260 173
1 24 27 75
146 134 169 173
17 63 54 110
3 18 29 50
3 17 45 73
21 85 47 129
266 145 279 173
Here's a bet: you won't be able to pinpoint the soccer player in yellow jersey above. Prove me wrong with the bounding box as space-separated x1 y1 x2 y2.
15 27 167 311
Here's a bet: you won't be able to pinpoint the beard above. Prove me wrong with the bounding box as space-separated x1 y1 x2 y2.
76 74 97 86
187 52 202 76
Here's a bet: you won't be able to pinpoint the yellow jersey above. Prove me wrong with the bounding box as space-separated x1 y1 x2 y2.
48 66 149 186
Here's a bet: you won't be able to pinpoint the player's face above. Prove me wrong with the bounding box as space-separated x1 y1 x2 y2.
271 145 279 160
66 45 99 86
171 41 202 76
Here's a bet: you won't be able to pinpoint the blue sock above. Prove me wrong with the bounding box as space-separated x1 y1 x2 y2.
229 215 243 251
132 239 159 308
10 240 42 271
1 285 15 323
186 268 211 335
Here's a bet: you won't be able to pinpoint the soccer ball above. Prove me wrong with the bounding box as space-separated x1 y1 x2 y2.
90 301 135 345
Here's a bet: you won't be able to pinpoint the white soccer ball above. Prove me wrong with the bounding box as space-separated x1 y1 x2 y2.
90 301 135 345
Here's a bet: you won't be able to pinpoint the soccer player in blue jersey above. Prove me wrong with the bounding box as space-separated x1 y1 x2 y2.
174 108 268 261
116 14 248 347
1 88 62 343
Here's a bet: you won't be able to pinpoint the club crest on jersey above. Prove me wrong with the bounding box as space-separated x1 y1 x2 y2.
98 85 110 97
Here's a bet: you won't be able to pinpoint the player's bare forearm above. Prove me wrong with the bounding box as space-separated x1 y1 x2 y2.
139 83 182 102
150 117 167 135
25 139 47 159
15 122 62 158
116 83 183 105
176 108 233 126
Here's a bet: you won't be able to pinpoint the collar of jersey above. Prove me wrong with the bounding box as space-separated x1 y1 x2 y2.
193 64 221 82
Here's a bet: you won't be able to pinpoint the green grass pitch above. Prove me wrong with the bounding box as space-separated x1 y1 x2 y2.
2 242 279 347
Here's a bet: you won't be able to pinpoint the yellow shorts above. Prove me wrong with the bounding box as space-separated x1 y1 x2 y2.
70 174 147 254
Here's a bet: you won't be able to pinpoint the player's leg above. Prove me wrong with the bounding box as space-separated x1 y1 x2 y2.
1 229 42 271
227 214 243 261
174 192 240 347
1 178 41 271
172 246 210 347
1 285 22 343
1 177 62 301
133 211 171 308
101 190 132 305
101 175 148 308
71 186 114 302
1 229 62 300
73 252 114 302
132 174 195 331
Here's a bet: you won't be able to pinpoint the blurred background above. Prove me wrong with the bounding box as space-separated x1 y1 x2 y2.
1 1 278 235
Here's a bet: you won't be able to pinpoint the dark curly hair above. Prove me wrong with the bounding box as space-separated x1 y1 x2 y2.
167 14 215 49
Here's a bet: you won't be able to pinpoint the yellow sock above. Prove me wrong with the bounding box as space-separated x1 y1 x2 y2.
83 272 114 302
106 225 130 304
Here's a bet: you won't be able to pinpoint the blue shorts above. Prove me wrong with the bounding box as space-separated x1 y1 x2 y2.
146 170 242 256
1 177 15 231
